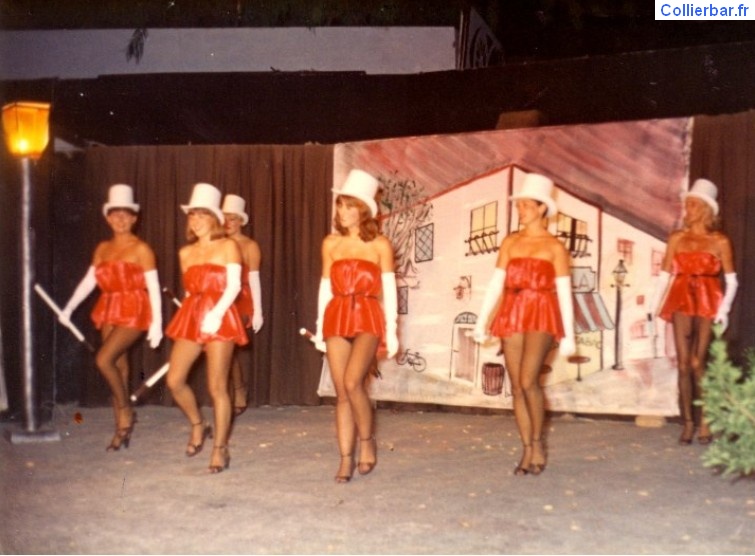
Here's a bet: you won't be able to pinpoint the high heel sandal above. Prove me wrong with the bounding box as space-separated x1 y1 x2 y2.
679 421 694 445
358 437 377 476
209 445 231 474
697 424 713 445
514 444 531 476
233 385 248 417
335 455 355 483
186 421 212 457
106 408 137 452
529 438 547 475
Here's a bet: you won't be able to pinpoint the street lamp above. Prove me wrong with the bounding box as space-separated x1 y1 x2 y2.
611 259 629 371
2 101 60 443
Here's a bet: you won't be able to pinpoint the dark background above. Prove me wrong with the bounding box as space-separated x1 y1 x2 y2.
3 0 755 63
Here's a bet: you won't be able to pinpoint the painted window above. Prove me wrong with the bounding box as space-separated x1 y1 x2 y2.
556 212 592 258
415 223 434 263
617 238 634 265
466 201 499 256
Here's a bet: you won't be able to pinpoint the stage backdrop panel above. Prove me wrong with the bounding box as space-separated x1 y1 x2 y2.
320 118 692 416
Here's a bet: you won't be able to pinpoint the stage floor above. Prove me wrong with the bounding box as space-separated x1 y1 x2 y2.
1 404 753 554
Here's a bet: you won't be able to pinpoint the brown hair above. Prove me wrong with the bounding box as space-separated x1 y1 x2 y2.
333 195 379 242
185 208 226 243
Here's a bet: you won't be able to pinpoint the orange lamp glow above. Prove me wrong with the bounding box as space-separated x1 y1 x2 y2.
2 101 51 159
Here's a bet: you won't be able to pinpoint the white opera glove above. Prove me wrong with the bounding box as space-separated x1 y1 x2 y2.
200 263 242 335
382 272 399 359
647 270 671 327
556 275 576 357
473 268 505 343
714 272 738 333
144 269 163 349
313 278 333 352
249 270 264 333
60 266 97 327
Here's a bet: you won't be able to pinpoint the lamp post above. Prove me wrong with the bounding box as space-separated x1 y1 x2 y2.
2 101 60 443
611 259 629 371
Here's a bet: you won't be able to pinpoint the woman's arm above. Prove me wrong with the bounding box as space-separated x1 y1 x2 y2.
314 235 337 351
243 239 261 272
135 240 157 272
376 235 395 273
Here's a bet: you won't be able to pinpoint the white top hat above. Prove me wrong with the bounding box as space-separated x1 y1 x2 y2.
181 183 225 224
102 184 140 217
222 194 249 226
332 169 379 218
681 178 719 216
510 173 558 217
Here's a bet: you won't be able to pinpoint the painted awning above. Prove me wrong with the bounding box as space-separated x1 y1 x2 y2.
574 292 614 333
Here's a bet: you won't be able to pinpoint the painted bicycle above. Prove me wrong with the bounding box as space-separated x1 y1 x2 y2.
396 348 427 373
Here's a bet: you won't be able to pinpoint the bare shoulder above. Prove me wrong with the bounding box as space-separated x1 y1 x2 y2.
221 237 241 254
374 234 395 271
178 243 192 259
134 238 155 257
713 230 733 252
92 240 109 260
712 230 732 244
374 234 393 252
500 232 519 251
667 229 685 245
133 239 156 269
322 233 340 250
550 235 569 256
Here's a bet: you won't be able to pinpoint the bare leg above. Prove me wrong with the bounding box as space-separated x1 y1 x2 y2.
690 316 714 442
326 334 380 482
205 340 235 471
502 334 532 473
96 325 143 450
229 352 248 416
672 313 696 443
503 331 553 474
166 339 208 455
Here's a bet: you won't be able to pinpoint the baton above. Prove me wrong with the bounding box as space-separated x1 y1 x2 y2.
300 327 381 379
130 288 179 402
34 283 96 352
163 287 182 308
130 362 169 402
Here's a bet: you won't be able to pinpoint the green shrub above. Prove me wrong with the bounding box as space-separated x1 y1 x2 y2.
698 325 755 478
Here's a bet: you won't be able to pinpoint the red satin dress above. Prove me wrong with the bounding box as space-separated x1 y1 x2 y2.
235 264 254 328
166 264 249 346
90 261 151 331
323 259 385 340
490 257 564 339
659 252 722 320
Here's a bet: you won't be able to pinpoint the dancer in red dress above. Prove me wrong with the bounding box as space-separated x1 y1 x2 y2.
60 184 163 451
222 194 263 417
165 183 247 473
649 179 737 445
474 173 575 476
313 169 398 483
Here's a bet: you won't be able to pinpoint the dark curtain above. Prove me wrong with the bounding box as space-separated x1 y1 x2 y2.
690 109 755 359
54 144 333 407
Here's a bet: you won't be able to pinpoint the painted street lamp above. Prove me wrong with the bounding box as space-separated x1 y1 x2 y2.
611 259 629 371
2 101 60 443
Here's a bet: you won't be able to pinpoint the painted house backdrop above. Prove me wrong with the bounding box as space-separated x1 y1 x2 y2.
320 117 690 417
